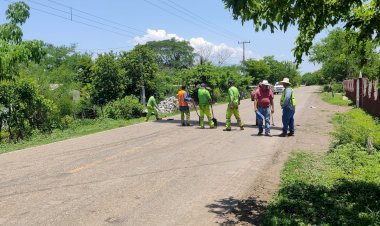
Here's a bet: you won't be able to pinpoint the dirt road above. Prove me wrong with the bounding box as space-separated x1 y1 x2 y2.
0 86 343 225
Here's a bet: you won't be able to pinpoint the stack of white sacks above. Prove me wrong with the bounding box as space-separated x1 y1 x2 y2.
158 96 179 113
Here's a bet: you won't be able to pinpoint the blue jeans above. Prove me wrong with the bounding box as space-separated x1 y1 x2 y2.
258 107 271 134
282 107 295 134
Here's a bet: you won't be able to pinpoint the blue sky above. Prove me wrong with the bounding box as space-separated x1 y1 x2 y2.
0 0 327 74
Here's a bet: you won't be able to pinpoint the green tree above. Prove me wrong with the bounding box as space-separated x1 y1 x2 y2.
144 38 195 69
90 53 125 106
0 2 57 142
179 65 251 100
40 43 77 70
244 56 301 85
310 28 380 82
74 54 94 86
0 1 44 81
243 59 271 85
301 71 324 86
119 45 159 98
222 0 380 65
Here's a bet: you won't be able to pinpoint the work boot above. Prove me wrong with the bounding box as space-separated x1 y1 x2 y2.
186 123 193 126
223 128 231 131
257 132 263 136
288 132 294 136
240 126 244 130
279 133 287 137
265 133 272 137
181 123 186 126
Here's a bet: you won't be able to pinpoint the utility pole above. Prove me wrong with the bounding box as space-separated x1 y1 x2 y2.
238 41 250 62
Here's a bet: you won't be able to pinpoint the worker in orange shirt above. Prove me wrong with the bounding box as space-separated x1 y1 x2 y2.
177 85 193 126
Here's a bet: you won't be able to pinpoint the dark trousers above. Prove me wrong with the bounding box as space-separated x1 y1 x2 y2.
282 107 295 134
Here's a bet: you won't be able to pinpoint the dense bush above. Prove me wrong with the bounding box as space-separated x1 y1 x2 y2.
0 79 59 142
103 95 144 120
301 71 324 85
332 109 380 150
323 82 343 93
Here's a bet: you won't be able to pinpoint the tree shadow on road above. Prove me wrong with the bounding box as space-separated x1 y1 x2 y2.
206 196 267 225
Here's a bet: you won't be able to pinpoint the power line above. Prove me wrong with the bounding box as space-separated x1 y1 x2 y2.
45 0 145 34
142 0 237 42
157 0 237 40
24 0 143 37
3 0 137 38
165 0 243 40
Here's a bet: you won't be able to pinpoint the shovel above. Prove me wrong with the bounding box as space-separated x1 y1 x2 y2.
210 104 218 128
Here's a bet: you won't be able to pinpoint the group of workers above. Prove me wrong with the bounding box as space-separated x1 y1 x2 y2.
145 78 296 137
252 77 296 137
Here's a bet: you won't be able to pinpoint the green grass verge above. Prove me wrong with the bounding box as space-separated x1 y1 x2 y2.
263 109 380 225
0 111 181 155
321 92 352 106
264 148 380 225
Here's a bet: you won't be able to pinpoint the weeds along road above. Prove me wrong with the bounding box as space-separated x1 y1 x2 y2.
0 86 319 226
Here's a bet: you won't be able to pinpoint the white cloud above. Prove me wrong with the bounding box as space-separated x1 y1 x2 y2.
134 29 184 44
134 29 261 65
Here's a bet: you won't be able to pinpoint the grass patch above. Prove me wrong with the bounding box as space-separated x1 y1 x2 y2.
264 109 380 225
264 149 380 225
0 111 180 154
331 109 380 149
321 92 352 106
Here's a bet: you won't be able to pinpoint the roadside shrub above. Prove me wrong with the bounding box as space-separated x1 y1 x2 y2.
323 82 343 93
332 109 380 150
0 79 59 142
104 95 144 120
332 82 343 93
61 115 74 129
212 87 222 102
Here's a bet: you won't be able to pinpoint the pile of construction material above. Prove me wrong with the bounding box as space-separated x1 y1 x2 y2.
158 96 178 113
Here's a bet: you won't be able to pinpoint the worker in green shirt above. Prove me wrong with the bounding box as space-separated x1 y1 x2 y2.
224 80 244 131
198 83 215 129
145 95 161 121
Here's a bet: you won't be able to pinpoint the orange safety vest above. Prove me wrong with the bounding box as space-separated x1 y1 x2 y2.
177 90 189 107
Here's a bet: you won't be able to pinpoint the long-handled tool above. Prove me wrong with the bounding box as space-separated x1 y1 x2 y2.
210 104 218 128
271 112 275 126
192 100 201 126
256 111 265 125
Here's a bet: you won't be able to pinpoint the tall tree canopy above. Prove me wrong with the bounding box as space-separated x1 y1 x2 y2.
244 56 301 85
0 1 44 81
310 28 380 81
144 38 194 69
222 0 380 65
119 45 159 98
0 2 57 141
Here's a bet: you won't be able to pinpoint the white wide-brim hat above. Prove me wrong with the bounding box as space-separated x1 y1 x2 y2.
262 80 270 86
280 78 291 84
